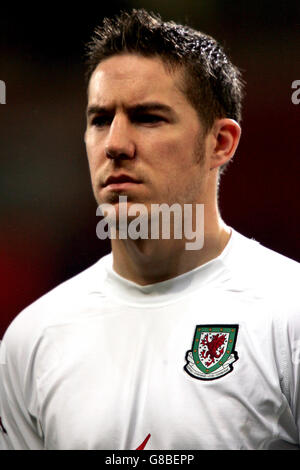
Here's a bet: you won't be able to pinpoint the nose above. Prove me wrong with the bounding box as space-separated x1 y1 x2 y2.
105 114 135 160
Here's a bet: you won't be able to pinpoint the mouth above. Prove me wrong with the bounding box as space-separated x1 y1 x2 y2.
102 174 142 191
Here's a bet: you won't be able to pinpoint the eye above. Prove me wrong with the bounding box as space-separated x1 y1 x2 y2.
135 114 165 124
90 115 112 127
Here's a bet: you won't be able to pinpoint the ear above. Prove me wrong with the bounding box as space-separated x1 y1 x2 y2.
208 118 241 171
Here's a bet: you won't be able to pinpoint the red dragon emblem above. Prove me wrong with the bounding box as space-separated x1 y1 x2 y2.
200 333 226 367
184 324 239 381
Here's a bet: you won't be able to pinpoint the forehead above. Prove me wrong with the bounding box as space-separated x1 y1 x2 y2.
87 54 189 109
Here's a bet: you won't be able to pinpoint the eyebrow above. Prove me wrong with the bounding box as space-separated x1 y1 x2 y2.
86 102 175 118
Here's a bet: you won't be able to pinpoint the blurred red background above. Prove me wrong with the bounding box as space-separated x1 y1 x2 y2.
0 1 299 337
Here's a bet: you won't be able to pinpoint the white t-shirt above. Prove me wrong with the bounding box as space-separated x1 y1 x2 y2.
0 229 299 450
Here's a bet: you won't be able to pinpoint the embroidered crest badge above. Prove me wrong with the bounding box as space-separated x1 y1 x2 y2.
184 324 239 380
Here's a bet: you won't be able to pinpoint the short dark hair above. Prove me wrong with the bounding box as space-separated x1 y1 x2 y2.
85 9 244 130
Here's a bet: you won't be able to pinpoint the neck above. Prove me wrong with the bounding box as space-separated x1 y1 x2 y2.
110 211 231 286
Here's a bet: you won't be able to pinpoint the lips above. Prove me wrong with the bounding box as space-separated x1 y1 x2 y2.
103 174 141 187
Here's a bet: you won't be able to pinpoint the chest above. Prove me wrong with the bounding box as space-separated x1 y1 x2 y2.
35 295 289 449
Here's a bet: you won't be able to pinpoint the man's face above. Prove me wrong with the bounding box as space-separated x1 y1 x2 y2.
85 54 211 221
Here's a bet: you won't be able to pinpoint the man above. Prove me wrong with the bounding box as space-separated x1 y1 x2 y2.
0 9 299 450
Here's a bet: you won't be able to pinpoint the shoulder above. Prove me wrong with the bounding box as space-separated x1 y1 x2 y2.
224 231 300 371
1 253 112 357
227 229 299 292
222 229 300 327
